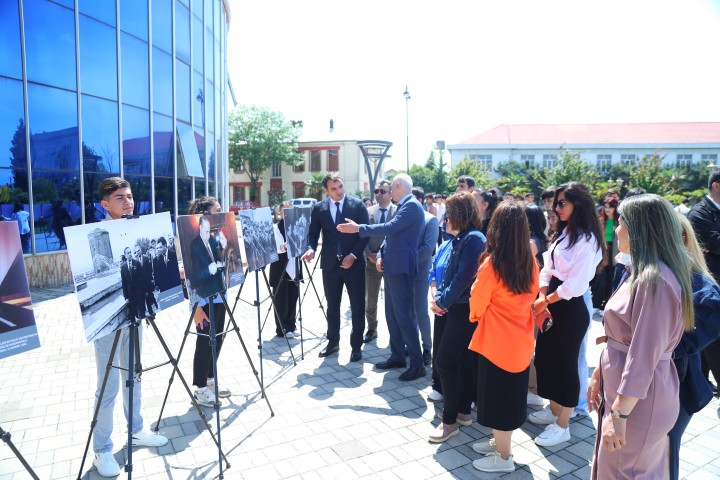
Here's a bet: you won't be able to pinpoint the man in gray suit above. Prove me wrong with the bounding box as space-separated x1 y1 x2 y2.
363 179 396 343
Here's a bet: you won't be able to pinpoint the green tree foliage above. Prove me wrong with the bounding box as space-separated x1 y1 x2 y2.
624 152 679 195
305 172 326 200
495 160 540 196
448 158 493 191
228 105 304 202
408 164 435 194
535 149 600 194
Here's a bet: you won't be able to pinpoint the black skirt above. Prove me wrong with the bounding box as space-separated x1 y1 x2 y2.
476 353 530 431
534 276 589 408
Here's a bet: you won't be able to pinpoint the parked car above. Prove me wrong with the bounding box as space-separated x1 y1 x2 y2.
230 200 255 212
290 198 317 208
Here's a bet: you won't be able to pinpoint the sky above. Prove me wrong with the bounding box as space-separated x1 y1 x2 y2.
226 0 720 171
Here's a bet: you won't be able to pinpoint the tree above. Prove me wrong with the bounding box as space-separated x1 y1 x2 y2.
407 164 435 193
228 105 304 202
448 158 493 191
535 148 600 194
306 172 326 200
495 160 539 196
623 152 679 195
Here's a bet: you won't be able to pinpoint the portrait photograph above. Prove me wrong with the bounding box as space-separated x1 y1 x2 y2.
65 212 184 343
0 222 40 360
283 206 311 259
237 207 278 272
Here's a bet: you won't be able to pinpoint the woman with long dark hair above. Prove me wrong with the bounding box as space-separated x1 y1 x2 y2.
592 198 619 309
525 203 548 269
473 189 499 235
530 182 604 446
468 202 539 473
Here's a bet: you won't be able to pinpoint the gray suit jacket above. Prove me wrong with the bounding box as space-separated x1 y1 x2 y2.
365 203 396 256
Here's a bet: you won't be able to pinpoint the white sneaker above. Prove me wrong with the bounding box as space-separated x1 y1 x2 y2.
472 437 497 454
131 430 168 447
194 386 218 407
285 331 295 339
528 405 558 425
93 452 121 477
527 391 545 406
534 422 571 447
472 452 515 473
206 378 231 398
427 389 443 402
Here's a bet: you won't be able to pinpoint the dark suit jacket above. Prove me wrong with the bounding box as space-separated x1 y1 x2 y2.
153 250 180 292
121 259 144 302
417 211 439 274
359 196 424 276
689 196 720 281
189 234 224 298
307 196 369 270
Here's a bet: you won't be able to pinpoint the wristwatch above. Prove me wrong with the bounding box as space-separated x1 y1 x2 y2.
611 409 629 419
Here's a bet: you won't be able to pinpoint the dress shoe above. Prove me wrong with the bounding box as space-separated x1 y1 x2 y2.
375 359 406 369
399 366 426 381
363 330 378 343
350 350 362 362
318 342 339 358
422 349 432 366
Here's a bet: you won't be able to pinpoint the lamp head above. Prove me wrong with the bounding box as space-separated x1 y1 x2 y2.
403 86 410 100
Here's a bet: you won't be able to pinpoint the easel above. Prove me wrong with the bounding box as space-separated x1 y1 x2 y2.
1 425 39 479
299 247 327 323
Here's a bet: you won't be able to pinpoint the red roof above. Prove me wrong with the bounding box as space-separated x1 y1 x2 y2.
460 123 720 145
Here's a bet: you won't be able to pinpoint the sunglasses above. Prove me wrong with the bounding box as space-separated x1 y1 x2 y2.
555 199 570 209
374 189 388 194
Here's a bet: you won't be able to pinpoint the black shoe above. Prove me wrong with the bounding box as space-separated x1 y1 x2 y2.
375 359 406 370
422 349 432 366
350 350 362 362
399 366 426 381
319 342 339 358
363 330 378 343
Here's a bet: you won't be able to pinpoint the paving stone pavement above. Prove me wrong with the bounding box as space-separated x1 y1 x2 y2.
2 275 720 479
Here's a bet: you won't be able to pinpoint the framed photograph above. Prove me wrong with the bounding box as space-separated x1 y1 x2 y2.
177 212 244 302
65 212 184 342
283 206 311 259
237 207 278 272
0 222 40 359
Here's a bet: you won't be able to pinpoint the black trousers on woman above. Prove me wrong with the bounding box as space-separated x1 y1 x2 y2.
431 314 446 394
192 301 226 388
273 272 298 336
436 302 476 424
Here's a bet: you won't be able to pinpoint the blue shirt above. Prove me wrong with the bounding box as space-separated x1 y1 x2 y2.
435 229 486 309
428 239 453 287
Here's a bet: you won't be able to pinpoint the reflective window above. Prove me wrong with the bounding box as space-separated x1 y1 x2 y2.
152 0 172 53
194 127 206 175
79 0 116 26
192 0 203 19
32 171 81 252
205 81 214 133
176 1 191 64
154 176 175 215
204 0 213 26
192 16 203 74
124 174 152 215
120 0 148 40
209 179 216 199
177 177 192 215
177 122 204 177
83 172 117 223
27 84 79 172
121 33 149 108
194 177 206 197
81 95 119 173
80 15 118 100
0 1 22 80
207 131 215 183
193 71 204 129
24 0 77 91
152 48 172 116
0 78 25 177
122 104 150 175
153 113 174 177
205 28 213 84
176 60 191 123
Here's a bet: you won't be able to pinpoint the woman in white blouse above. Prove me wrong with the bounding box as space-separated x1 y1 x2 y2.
530 182 605 447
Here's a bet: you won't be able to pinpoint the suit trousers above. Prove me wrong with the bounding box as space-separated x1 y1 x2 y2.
364 260 383 332
413 270 432 351
384 272 423 369
193 302 226 388
273 272 298 336
322 263 365 350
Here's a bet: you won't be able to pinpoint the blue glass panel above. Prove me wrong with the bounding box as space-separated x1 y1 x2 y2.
153 113 174 177
152 48 172 116
24 0 77 91
79 15 118 100
204 0 212 26
192 0 203 20
79 0 116 26
194 176 206 197
194 126 205 176
152 0 171 53
205 81 214 133
81 95 119 173
32 170 82 252
192 16 203 74
121 104 150 175
27 83 79 172
124 174 152 216
193 71 203 129
207 130 215 183
177 177 192 215
0 2 22 80
208 179 216 198
154 176 174 216
175 1 191 63
176 60 191 123
120 33 149 108
120 0 148 40
204 28 213 84
0 78 25 174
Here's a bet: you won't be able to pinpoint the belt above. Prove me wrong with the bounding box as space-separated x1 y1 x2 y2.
596 335 673 360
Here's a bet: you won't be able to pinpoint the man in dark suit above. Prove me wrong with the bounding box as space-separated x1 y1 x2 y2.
302 173 369 361
120 247 145 320
189 216 224 299
153 236 180 292
338 173 426 381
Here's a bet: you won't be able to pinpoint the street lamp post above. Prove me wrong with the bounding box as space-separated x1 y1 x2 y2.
403 86 410 173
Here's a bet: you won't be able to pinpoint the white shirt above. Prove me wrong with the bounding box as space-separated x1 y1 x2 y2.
329 196 345 220
435 202 445 221
273 224 296 278
540 227 603 299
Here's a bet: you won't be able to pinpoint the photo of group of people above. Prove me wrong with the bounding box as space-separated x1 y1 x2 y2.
283 206 311 259
176 212 244 302
65 212 185 342
0 222 40 360
238 208 278 272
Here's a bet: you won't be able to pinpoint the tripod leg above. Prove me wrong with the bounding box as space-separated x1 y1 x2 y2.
124 321 139 478
230 267 250 316
262 269 296 365
208 299 225 479
1 426 40 480
76 329 122 480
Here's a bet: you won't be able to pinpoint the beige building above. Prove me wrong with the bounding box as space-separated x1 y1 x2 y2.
229 140 392 206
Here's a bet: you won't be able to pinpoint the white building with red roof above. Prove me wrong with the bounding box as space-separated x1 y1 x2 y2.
448 122 720 174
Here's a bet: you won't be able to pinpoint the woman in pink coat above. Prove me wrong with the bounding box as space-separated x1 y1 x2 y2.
588 194 694 479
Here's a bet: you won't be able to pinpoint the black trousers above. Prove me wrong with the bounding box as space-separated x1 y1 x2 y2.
702 338 720 386
431 313 446 393
273 273 299 336
322 263 365 350
192 302 226 388
435 303 476 424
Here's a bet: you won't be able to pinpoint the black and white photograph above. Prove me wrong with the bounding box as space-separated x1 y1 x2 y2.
238 207 278 272
283 206 311 259
65 212 185 343
176 212 244 302
0 222 40 360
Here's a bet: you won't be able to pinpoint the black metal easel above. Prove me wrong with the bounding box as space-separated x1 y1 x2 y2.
1 425 39 479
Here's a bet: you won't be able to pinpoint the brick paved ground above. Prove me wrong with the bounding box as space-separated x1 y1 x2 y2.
1 274 720 479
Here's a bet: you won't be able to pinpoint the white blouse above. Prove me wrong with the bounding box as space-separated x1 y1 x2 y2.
540 226 603 299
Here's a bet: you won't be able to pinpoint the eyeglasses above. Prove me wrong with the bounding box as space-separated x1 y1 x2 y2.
374 189 388 195
556 199 570 209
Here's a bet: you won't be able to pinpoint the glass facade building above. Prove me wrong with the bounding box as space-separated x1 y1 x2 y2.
0 0 230 255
